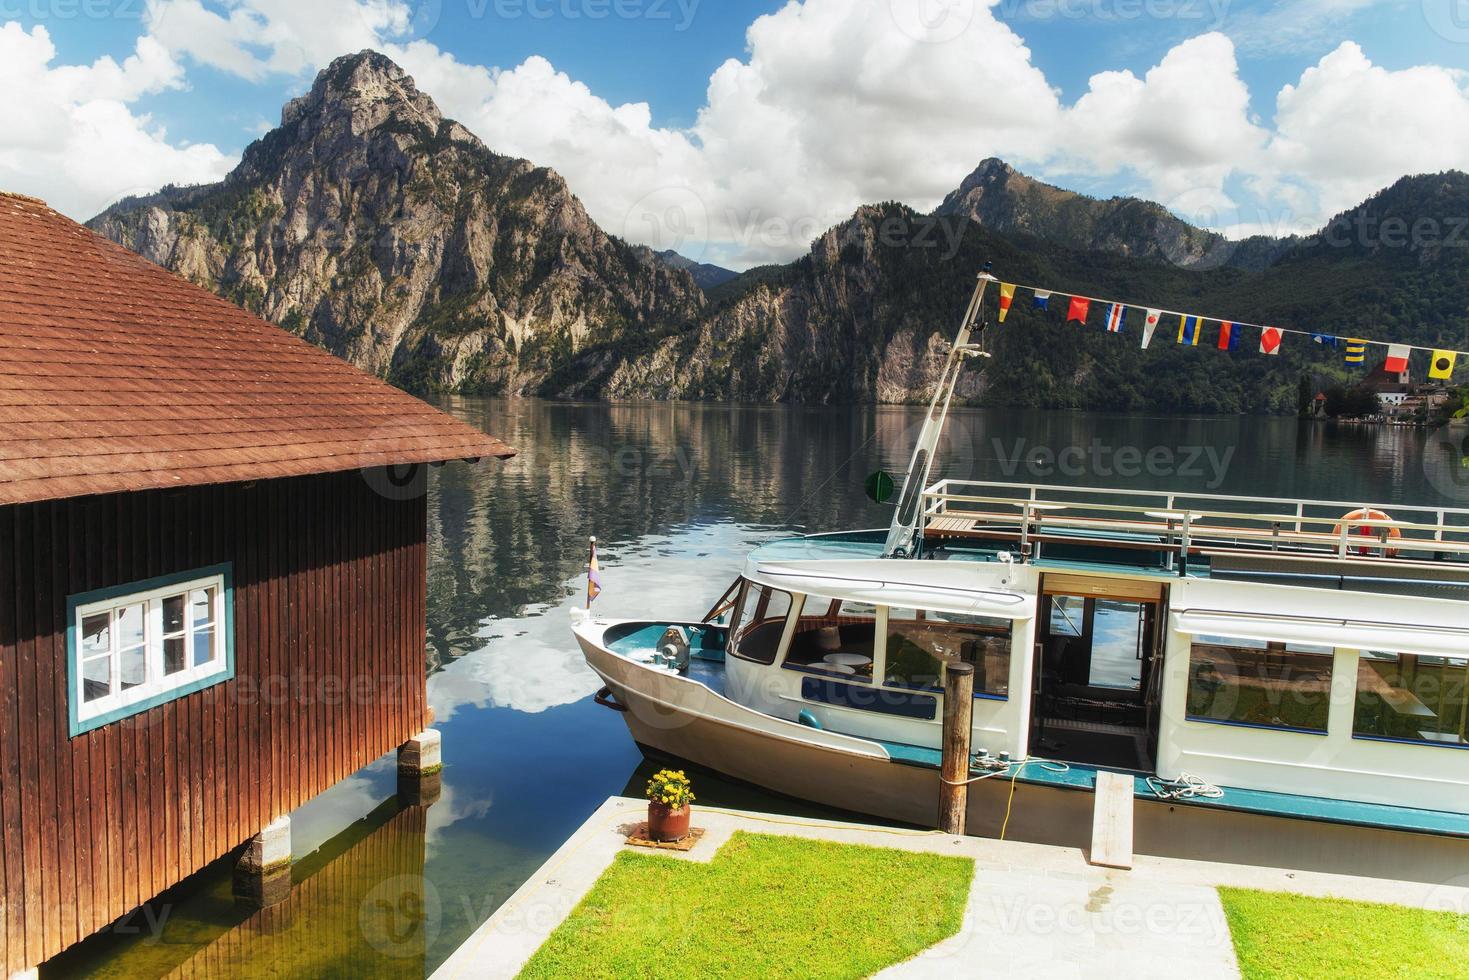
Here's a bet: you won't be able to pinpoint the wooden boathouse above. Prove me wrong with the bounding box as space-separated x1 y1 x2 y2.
0 191 515 976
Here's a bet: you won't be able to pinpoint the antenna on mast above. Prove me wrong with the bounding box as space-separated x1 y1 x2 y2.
881 262 996 559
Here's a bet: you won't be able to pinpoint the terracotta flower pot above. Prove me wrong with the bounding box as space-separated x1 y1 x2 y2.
647 801 691 842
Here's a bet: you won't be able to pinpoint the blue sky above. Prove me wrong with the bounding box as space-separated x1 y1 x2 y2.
4 0 1468 268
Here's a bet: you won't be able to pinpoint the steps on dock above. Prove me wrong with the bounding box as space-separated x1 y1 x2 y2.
1089 771 1134 870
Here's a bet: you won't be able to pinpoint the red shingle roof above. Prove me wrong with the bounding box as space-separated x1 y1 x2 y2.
0 191 515 506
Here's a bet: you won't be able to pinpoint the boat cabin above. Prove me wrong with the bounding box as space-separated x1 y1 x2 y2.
716 479 1469 816
0 192 514 977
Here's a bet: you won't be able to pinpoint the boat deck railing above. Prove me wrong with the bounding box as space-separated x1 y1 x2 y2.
920 479 1469 570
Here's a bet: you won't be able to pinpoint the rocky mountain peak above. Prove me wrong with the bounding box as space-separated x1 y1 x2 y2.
282 49 440 131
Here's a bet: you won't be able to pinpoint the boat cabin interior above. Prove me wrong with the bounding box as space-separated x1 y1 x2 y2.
1032 578 1164 772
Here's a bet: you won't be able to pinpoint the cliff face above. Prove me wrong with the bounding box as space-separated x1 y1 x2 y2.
91 51 705 395
91 53 1468 414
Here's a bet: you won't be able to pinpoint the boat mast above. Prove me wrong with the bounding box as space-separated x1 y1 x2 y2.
882 265 996 558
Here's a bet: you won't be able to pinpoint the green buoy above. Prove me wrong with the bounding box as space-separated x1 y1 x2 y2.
864 470 896 504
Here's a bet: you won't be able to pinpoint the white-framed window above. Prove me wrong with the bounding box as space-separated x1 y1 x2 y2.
70 566 233 735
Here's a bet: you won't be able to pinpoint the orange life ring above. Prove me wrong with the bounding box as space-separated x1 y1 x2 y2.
1333 509 1400 557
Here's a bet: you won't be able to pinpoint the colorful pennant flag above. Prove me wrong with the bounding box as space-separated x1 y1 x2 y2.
1430 350 1459 380
1217 321 1240 351
997 283 1016 323
1259 327 1283 356
1177 315 1201 346
1104 303 1126 333
1312 333 1338 349
1141 309 1161 350
1033 289 1052 311
586 537 603 607
1067 296 1090 324
1344 339 1368 365
1384 344 1410 374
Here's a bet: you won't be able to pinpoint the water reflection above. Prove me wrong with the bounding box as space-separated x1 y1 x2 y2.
52 400 1469 977
47 800 432 978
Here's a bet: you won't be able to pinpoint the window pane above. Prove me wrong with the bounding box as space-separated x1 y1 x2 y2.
190 588 215 629
163 636 186 676
782 594 877 679
83 657 111 702
117 603 145 649
1049 597 1086 637
119 644 147 691
192 628 216 668
162 594 186 635
1354 652 1468 748
800 595 836 618
886 612 1012 696
1186 636 1334 733
81 614 111 658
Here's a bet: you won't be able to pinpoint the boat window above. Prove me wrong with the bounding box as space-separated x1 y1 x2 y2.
1186 635 1334 734
885 610 1012 697
729 583 792 666
1048 596 1086 638
1353 651 1468 749
782 594 876 682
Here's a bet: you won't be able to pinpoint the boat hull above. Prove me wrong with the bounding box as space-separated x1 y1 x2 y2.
577 620 1469 884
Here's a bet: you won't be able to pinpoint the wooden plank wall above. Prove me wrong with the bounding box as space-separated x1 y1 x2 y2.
0 469 429 973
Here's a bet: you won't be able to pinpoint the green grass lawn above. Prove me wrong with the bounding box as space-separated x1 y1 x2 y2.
1220 887 1469 980
518 831 973 979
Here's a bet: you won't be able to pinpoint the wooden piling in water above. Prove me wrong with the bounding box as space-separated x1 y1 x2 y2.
939 662 975 835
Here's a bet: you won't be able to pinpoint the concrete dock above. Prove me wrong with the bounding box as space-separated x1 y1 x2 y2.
432 796 1469 979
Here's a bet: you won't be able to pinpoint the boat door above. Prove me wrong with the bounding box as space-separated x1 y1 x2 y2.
1029 575 1165 772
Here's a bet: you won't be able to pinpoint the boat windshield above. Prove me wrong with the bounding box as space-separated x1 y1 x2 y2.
729 582 793 665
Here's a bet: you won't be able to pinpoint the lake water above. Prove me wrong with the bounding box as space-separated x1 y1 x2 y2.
49 399 1469 976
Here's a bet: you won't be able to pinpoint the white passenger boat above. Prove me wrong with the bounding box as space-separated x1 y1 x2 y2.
572 271 1469 881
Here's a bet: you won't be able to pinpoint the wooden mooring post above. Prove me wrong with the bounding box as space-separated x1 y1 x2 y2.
938 662 975 834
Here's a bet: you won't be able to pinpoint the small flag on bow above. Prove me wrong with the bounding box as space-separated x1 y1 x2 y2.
586 537 602 607
998 283 1016 323
1217 321 1240 351
1430 350 1459 380
1259 327 1283 356
1344 339 1368 365
1104 303 1126 333
1032 289 1052 311
1141 309 1161 349
1067 296 1090 324
1177 315 1201 346
1384 345 1410 374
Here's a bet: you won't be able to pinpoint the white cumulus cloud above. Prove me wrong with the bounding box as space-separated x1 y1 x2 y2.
7 0 1469 266
0 22 232 219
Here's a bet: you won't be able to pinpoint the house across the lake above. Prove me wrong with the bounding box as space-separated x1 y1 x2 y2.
0 191 514 977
